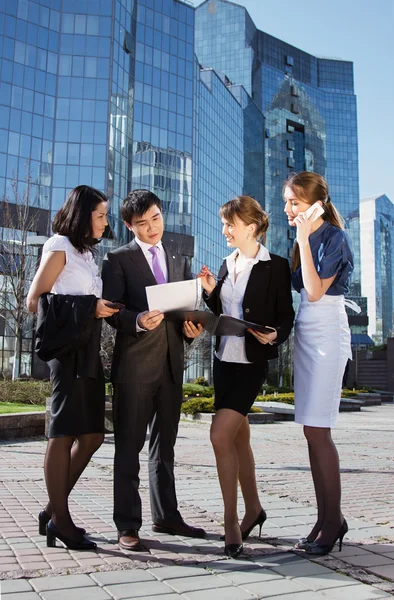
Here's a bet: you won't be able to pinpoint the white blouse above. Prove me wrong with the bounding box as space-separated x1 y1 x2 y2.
216 243 271 364
41 234 102 298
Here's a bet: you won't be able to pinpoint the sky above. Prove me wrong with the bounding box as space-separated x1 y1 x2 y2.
191 0 394 202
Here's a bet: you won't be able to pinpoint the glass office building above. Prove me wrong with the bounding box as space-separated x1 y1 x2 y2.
195 0 361 292
360 195 394 344
0 0 365 374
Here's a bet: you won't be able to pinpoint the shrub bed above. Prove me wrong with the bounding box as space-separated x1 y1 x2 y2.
256 393 295 405
183 383 214 398
0 380 51 405
181 397 262 416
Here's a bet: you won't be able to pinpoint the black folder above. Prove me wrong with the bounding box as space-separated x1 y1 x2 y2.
165 310 276 337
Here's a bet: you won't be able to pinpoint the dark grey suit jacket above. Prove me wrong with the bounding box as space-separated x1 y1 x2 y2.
102 240 192 385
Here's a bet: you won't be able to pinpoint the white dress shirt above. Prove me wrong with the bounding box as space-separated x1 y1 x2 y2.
42 234 102 298
134 236 168 282
135 236 168 332
216 243 271 364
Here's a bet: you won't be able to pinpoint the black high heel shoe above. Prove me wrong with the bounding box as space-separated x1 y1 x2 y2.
241 508 267 541
46 520 97 550
39 510 86 537
295 536 313 550
224 543 243 558
305 519 348 556
220 508 267 541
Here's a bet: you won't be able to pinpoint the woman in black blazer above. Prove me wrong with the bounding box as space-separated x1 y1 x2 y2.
199 196 294 558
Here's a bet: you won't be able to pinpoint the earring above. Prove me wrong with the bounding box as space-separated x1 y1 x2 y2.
247 233 251 240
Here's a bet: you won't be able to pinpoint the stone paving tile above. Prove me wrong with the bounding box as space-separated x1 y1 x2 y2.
0 579 34 593
103 580 178 599
91 570 157 585
321 583 392 599
40 589 112 600
148 565 209 580
0 594 41 600
366 565 394 580
182 588 255 600
239 577 310 596
296 571 361 591
215 566 282 585
165 574 229 593
341 554 394 568
30 574 97 592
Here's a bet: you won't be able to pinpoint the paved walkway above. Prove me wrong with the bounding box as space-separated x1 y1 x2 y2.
1 404 394 599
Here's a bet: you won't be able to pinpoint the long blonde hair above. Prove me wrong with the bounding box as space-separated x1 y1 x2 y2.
283 172 344 272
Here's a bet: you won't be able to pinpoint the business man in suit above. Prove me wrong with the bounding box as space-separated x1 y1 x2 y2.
102 190 205 551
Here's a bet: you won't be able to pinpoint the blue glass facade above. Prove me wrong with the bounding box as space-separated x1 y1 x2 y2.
195 0 361 299
360 195 394 344
0 0 367 374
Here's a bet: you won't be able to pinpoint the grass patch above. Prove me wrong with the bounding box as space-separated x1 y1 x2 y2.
0 402 46 414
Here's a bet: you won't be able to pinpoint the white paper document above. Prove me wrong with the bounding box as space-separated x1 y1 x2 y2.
146 279 202 313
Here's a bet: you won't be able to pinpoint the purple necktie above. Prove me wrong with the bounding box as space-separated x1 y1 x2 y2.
148 246 167 284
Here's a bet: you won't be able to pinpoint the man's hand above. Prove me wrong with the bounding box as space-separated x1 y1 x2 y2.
183 321 203 338
247 328 278 345
137 310 164 330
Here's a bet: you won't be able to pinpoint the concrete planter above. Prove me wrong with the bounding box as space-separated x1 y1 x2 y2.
0 411 45 440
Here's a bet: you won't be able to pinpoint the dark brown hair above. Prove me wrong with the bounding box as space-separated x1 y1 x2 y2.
52 185 107 253
283 172 344 271
220 195 269 243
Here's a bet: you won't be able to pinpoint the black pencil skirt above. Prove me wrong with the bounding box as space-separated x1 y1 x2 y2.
213 356 269 416
48 353 105 438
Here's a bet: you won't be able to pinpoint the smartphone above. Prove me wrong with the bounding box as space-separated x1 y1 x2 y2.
304 202 324 221
105 302 125 310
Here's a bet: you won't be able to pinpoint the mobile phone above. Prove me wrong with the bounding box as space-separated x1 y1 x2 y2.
105 302 125 310
304 202 324 221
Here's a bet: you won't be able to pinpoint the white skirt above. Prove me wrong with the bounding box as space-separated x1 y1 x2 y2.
294 289 352 428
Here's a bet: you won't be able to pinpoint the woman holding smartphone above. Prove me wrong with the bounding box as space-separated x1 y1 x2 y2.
27 185 119 550
283 172 354 556
199 196 294 558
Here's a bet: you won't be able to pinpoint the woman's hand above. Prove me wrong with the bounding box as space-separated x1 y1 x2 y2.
294 208 318 247
197 265 216 294
183 321 203 338
95 299 120 318
247 329 278 345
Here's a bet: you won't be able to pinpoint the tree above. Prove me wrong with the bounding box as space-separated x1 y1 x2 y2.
0 169 46 379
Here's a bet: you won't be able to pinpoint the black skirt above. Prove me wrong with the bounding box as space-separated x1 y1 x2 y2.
48 352 105 438
213 356 268 416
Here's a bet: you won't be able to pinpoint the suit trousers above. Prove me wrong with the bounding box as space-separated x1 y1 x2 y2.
112 355 183 531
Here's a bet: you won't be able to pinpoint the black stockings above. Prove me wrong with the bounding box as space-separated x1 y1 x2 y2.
44 433 104 539
304 426 343 545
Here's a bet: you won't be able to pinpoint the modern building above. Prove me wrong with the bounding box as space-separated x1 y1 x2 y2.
360 194 394 344
0 0 365 375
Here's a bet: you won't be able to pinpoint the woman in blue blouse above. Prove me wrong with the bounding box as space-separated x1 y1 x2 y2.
283 172 353 556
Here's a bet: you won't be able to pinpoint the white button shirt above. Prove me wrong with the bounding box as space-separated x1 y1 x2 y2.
135 236 168 332
134 236 168 282
216 243 271 364
42 234 102 298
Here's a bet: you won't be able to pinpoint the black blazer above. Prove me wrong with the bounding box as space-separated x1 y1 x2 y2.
102 239 191 385
204 253 295 363
35 293 102 378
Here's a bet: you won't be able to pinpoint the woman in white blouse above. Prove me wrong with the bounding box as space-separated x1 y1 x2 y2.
199 196 294 558
27 186 119 550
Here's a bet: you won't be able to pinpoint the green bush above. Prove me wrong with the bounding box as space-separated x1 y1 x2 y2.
193 376 209 386
183 383 214 398
0 380 51 405
256 393 294 405
181 397 262 416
